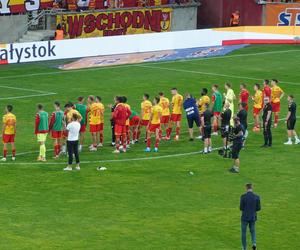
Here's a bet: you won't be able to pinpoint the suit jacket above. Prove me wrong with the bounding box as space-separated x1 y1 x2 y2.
240 191 261 222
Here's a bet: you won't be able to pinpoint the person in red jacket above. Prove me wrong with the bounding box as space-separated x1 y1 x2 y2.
239 84 250 111
112 96 131 153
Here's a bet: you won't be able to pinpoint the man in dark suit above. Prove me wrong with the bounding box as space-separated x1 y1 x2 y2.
240 183 261 250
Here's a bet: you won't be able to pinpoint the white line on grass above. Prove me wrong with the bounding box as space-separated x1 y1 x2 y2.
135 65 300 86
0 85 57 100
0 49 299 81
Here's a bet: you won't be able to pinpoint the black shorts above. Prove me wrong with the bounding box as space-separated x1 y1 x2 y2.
287 119 296 130
203 125 212 139
232 142 242 159
187 116 201 129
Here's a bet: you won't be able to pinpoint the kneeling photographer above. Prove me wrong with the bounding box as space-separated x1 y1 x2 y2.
229 117 244 174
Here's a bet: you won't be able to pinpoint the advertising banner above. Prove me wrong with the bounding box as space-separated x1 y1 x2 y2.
266 4 300 26
0 0 53 14
56 8 172 39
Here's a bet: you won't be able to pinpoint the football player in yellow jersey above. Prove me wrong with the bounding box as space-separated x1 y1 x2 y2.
271 79 284 128
87 95 103 151
197 88 210 139
165 88 183 141
158 92 170 138
95 96 105 147
145 97 162 152
251 84 263 132
1 105 16 161
137 94 152 142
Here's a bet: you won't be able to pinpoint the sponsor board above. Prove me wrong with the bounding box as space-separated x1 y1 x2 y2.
56 8 172 39
0 0 53 14
266 4 300 26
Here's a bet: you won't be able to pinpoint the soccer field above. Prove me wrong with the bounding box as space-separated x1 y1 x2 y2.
0 44 299 250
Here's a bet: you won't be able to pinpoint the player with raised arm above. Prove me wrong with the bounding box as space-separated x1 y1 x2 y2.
49 101 64 159
145 97 162 152
35 104 49 162
165 88 183 141
1 105 16 161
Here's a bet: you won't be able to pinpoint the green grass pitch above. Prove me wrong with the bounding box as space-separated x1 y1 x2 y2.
0 44 299 249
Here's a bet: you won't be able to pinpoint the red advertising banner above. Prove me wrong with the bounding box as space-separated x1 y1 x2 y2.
266 3 300 26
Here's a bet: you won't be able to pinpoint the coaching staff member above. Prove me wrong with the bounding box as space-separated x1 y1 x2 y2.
240 183 261 250
221 102 232 150
284 95 300 145
262 97 272 147
229 117 244 173
201 103 213 154
183 93 201 141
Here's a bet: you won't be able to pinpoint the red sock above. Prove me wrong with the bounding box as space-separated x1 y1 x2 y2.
166 128 172 137
58 145 61 154
121 134 126 148
147 138 151 148
275 114 279 124
100 134 104 144
116 136 120 150
3 149 7 158
12 149 16 157
213 122 218 133
159 129 162 139
155 138 160 148
176 127 180 136
127 131 130 144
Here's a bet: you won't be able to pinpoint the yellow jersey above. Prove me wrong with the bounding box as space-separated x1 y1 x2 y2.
253 90 263 109
89 103 104 125
172 94 183 115
159 97 170 116
271 86 283 103
66 109 82 123
198 95 210 114
3 113 16 135
141 100 152 121
124 103 131 126
151 105 163 125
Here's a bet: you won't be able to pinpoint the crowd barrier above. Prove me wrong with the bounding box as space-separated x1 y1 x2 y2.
0 26 299 64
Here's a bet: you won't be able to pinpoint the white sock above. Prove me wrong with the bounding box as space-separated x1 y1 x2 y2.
204 147 208 153
295 136 299 140
62 145 66 152
208 146 212 151
288 137 292 142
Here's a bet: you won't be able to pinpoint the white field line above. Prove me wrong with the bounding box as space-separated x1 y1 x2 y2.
0 117 294 165
0 85 57 100
0 49 299 82
0 147 222 165
135 65 300 86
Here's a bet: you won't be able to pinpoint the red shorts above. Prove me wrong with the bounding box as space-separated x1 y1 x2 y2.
90 123 103 133
115 124 127 135
140 119 149 126
3 134 15 143
271 102 280 113
80 124 86 133
213 112 221 117
63 130 68 138
253 107 262 116
51 130 63 139
130 116 140 126
161 115 170 124
148 124 160 133
171 114 182 122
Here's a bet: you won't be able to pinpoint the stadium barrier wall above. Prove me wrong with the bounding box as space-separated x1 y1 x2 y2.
0 26 299 64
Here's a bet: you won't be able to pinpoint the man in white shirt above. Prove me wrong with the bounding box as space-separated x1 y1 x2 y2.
64 113 81 171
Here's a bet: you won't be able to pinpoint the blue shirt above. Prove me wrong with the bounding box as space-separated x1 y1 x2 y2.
183 98 199 119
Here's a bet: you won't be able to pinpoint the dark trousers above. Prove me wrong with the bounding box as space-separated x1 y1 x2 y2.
241 220 256 250
67 140 79 165
111 121 115 143
263 122 272 146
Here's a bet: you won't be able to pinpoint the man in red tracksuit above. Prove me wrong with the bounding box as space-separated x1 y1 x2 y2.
112 96 131 153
